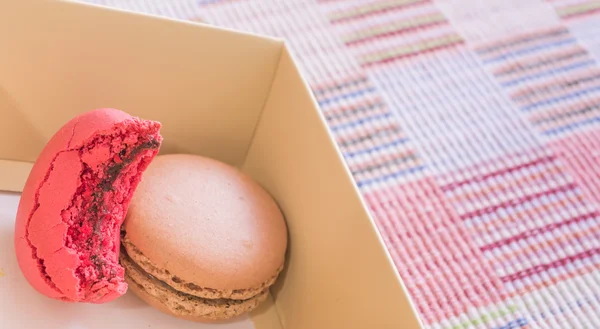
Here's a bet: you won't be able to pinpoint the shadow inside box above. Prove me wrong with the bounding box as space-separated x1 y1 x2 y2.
0 193 252 329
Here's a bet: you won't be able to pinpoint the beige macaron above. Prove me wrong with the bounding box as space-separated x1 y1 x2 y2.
120 154 288 322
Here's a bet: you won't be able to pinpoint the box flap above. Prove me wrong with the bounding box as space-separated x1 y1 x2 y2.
243 47 423 329
0 87 46 163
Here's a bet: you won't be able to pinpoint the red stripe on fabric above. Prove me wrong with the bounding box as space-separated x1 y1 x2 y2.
550 130 600 207
441 155 557 191
459 183 578 220
501 247 600 282
480 211 599 252
364 178 508 323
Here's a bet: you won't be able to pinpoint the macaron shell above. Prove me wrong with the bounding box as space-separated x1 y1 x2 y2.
121 235 282 300
69 108 132 147
43 248 80 300
125 279 229 323
123 154 288 292
14 108 160 302
121 253 268 322
26 150 82 300
14 114 81 299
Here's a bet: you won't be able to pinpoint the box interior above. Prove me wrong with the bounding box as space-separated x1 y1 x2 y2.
0 0 281 167
0 1 423 328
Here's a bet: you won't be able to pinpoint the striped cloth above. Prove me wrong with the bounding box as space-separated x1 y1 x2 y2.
83 1 600 328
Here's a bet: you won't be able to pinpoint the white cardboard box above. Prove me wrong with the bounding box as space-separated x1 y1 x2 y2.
0 1 423 328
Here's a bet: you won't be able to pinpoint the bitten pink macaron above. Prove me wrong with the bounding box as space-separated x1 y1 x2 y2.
120 154 288 322
14 108 162 303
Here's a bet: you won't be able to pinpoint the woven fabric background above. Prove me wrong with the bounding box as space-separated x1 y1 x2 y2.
82 1 600 328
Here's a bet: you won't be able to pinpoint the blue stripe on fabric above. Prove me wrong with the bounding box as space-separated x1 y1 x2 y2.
521 85 600 111
483 39 577 64
329 112 392 131
317 87 376 106
526 295 600 324
494 318 529 329
355 165 426 188
476 29 569 55
343 138 410 158
543 116 600 135
502 60 596 87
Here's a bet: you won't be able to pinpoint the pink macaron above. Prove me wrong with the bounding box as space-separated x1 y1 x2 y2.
14 108 162 303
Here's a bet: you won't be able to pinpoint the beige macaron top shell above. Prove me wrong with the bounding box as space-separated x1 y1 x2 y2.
123 154 288 292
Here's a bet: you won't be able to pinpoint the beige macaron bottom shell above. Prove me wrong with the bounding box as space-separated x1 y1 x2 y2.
121 235 281 300
121 254 268 322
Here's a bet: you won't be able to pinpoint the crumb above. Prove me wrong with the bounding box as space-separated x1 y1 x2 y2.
0 268 5 277
242 240 253 250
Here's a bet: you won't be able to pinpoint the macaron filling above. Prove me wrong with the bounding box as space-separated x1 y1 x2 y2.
119 246 269 320
120 235 281 300
26 121 161 302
